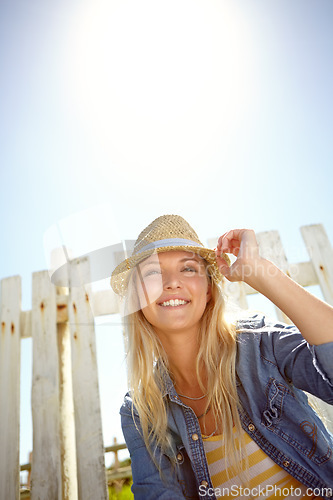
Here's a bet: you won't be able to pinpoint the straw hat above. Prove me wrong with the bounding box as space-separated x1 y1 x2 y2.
110 214 230 296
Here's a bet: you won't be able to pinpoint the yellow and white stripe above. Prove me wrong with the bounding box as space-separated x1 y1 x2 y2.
203 429 321 499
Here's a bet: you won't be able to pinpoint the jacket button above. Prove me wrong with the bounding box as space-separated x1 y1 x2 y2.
201 480 209 487
283 460 290 467
176 452 183 461
248 423 255 432
191 433 199 441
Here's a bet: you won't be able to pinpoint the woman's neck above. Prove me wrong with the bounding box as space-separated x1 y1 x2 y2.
156 327 206 394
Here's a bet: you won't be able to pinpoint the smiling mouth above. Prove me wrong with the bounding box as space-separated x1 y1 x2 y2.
159 299 189 307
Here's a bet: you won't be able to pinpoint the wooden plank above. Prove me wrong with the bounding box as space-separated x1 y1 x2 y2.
207 237 248 309
20 290 120 339
90 289 120 317
249 230 291 323
56 284 78 500
287 261 318 288
20 310 32 339
57 320 78 500
68 258 108 500
56 293 69 323
301 224 333 305
30 271 62 500
242 261 318 293
0 276 21 500
222 280 248 310
256 230 288 271
299 226 333 432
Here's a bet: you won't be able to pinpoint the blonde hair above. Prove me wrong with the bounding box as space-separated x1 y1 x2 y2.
122 263 248 484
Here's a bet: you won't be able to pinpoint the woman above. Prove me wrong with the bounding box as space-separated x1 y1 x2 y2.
110 214 333 499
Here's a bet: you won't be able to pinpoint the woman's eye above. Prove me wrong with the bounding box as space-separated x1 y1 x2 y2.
182 266 196 273
143 269 161 278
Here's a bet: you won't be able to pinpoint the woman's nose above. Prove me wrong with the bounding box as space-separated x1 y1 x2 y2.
163 272 182 289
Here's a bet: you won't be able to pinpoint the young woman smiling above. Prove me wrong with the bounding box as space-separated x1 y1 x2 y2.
111 215 333 500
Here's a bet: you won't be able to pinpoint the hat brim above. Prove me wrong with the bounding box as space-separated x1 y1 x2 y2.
110 245 230 296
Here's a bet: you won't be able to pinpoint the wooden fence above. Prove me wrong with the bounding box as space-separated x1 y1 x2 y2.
19 440 132 499
1 224 333 500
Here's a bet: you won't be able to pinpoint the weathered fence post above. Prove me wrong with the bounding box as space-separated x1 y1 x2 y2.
0 276 21 500
68 258 108 500
31 271 62 499
301 224 333 305
207 237 249 309
57 286 78 500
31 273 79 500
254 230 292 323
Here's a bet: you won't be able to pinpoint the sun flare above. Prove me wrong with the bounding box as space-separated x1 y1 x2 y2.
64 0 254 178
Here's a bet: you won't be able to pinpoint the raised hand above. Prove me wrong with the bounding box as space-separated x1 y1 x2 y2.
216 228 333 345
215 229 261 284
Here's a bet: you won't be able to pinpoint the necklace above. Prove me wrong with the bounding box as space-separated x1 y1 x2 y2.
197 405 211 419
177 392 208 401
202 424 218 439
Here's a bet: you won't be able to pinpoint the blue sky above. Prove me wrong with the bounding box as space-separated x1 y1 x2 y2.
1 0 333 470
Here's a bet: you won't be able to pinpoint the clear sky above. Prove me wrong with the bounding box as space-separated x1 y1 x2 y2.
1 0 333 472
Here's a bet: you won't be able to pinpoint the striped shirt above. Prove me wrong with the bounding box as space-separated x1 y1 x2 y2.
203 428 322 499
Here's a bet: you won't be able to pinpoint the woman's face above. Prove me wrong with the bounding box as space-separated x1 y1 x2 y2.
135 251 212 337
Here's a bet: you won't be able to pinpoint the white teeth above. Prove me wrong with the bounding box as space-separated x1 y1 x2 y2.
161 299 188 307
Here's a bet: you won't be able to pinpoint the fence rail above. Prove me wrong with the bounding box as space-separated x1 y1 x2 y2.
1 223 333 500
19 440 132 499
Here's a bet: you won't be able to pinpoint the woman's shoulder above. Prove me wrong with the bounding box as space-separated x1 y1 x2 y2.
236 312 298 336
234 313 312 376
119 391 138 416
235 313 304 357
236 312 266 331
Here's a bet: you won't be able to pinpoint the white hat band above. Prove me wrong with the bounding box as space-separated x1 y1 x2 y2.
135 238 204 255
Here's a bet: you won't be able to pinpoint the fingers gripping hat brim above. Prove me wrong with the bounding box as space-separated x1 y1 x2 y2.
110 215 230 296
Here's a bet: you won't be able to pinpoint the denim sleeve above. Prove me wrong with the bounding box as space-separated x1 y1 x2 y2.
264 319 333 405
120 396 186 499
309 342 333 387
237 315 333 404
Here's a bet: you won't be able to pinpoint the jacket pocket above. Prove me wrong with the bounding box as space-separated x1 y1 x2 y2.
262 378 288 427
262 377 332 465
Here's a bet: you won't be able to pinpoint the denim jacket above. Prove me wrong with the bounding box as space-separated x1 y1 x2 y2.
120 315 333 499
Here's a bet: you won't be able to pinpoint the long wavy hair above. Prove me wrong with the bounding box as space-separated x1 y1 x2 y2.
122 259 248 483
